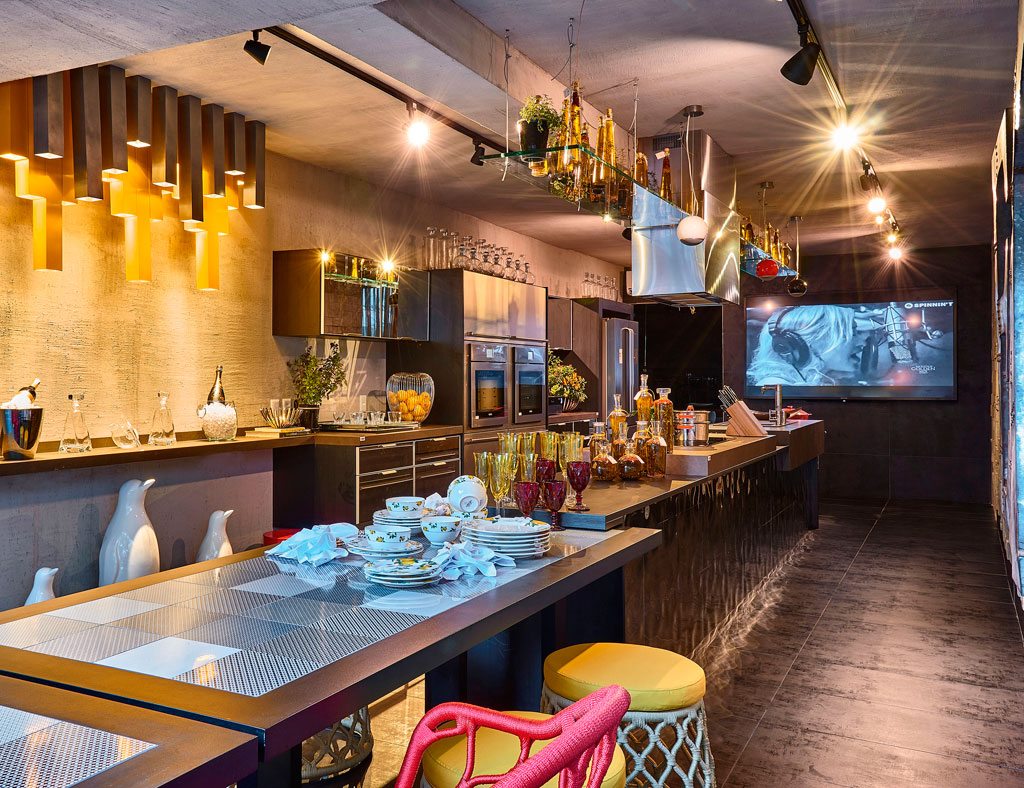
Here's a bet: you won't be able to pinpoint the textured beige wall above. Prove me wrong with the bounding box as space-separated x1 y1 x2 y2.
0 148 616 609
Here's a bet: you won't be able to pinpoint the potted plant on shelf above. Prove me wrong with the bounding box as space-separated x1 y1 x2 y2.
548 353 587 413
288 348 346 431
519 94 562 158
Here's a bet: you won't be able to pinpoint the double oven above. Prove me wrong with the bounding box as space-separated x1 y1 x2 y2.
464 339 546 467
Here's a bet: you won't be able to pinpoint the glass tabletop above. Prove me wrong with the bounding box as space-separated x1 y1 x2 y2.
0 532 611 698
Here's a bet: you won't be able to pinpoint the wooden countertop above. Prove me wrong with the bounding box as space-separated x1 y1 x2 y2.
0 424 463 477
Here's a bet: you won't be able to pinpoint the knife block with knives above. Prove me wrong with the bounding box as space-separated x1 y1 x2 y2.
719 386 768 438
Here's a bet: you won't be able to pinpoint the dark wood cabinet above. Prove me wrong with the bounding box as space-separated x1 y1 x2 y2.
572 301 602 374
547 298 572 350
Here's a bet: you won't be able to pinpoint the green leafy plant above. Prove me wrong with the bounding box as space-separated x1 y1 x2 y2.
547 352 587 402
520 94 563 132
288 348 347 406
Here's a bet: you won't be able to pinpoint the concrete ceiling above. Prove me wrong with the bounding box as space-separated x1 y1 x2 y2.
0 0 1017 258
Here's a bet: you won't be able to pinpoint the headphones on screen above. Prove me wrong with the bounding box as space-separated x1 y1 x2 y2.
767 308 811 371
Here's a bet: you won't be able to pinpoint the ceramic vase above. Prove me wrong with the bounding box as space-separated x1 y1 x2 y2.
24 567 57 605
196 509 234 563
99 478 160 586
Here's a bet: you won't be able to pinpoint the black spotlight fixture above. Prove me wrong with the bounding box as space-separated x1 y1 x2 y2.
621 227 632 241
787 276 808 297
780 23 821 85
470 139 485 166
244 30 272 65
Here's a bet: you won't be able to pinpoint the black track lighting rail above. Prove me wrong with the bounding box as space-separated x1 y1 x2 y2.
264 26 508 154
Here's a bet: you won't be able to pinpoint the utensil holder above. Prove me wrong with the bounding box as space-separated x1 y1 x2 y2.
725 402 767 437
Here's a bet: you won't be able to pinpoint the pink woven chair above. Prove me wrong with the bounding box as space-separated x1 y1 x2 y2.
395 685 631 788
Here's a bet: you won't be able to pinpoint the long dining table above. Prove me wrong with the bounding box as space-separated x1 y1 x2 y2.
0 526 660 787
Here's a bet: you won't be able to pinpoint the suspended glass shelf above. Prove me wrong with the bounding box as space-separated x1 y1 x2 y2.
481 145 648 225
740 241 797 278
322 252 398 288
324 271 398 289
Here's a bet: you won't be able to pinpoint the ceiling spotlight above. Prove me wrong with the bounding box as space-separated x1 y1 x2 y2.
319 249 332 264
781 23 821 85
621 227 632 241
470 140 485 166
867 196 886 214
875 214 884 225
886 232 897 244
243 30 271 65
831 124 858 151
406 103 429 147
888 246 902 261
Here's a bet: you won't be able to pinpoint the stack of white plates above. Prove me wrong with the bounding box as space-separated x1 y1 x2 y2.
345 534 424 558
363 558 443 588
373 509 423 533
461 518 551 558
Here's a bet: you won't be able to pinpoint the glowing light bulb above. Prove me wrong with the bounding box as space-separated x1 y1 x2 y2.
875 215 884 225
319 250 331 264
888 246 902 261
380 258 395 273
831 124 859 150
867 196 886 214
603 212 612 222
886 233 897 244
407 120 429 147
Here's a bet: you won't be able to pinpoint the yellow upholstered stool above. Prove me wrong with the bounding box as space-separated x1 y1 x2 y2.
541 644 715 788
422 711 627 788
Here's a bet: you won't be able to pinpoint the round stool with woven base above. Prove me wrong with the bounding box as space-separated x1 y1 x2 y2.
421 710 628 788
301 706 374 782
541 644 715 788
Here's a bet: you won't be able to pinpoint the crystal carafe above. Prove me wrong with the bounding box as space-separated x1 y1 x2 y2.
611 420 629 462
452 237 470 269
608 393 628 443
659 148 673 204
424 226 438 269
590 437 620 482
148 391 176 446
645 419 668 478
654 388 675 448
513 257 526 282
437 229 452 269
618 437 645 481
524 262 536 285
635 374 654 422
59 393 92 453
468 238 483 272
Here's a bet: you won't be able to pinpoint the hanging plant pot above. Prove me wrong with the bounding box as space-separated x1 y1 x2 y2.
518 120 551 161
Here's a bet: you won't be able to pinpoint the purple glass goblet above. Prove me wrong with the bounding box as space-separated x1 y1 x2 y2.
536 458 557 483
566 460 591 512
542 480 567 530
514 480 541 520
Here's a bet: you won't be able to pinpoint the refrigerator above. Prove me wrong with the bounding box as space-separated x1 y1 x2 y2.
601 317 639 423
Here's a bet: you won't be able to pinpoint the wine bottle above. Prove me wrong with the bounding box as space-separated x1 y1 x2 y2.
772 228 781 260
763 221 773 254
744 218 755 244
659 148 673 204
604 109 618 206
207 365 226 404
554 97 572 175
634 152 648 187
7 378 40 409
590 116 606 201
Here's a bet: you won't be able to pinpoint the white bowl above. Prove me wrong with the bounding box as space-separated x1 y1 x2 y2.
447 475 487 514
364 524 411 545
421 516 461 544
386 497 425 517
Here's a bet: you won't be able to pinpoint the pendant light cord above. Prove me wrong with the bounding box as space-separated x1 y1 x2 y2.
502 29 511 181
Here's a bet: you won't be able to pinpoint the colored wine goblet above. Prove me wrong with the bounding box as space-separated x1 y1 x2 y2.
536 457 557 483
514 480 541 520
542 480 567 531
520 453 538 482
566 460 591 512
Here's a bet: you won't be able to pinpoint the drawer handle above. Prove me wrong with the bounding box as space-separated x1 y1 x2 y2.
433 437 446 442
433 461 447 467
379 443 398 448
380 469 397 476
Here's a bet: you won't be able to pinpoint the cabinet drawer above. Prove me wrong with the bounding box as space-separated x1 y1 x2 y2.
414 458 462 500
358 442 414 474
415 435 461 460
357 468 415 524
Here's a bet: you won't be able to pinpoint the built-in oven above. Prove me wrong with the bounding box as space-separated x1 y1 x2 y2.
512 344 546 425
467 342 509 430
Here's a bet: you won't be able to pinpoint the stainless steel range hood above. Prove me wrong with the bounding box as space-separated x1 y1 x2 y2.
630 131 740 306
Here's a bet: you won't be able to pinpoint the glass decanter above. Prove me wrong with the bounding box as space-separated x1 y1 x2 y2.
610 420 629 462
634 373 654 423
513 259 525 282
424 226 438 269
468 238 483 272
437 229 452 270
59 393 92 453
148 391 177 446
504 250 516 279
654 388 675 448
645 419 668 478
608 393 628 444
590 437 620 482
632 419 652 472
524 262 536 285
452 238 470 269
618 438 645 481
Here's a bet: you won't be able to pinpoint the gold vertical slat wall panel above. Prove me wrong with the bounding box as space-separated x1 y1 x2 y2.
201 102 225 198
32 73 64 159
98 65 127 177
224 112 245 176
126 75 151 148
0 79 31 160
196 229 219 290
69 65 103 201
177 93 203 224
125 144 154 282
30 157 63 271
151 84 177 187
243 119 265 209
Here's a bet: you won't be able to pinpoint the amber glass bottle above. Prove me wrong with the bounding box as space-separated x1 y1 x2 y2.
634 374 654 423
608 393 628 441
611 420 629 461
591 438 620 482
654 388 675 447
618 438 645 480
659 149 673 204
633 420 652 471
646 419 668 478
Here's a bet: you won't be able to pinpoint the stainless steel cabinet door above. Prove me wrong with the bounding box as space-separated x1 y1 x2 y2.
463 272 509 338
508 281 547 341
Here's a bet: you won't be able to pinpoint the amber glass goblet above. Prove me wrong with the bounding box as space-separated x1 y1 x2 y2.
542 480 567 530
514 480 541 520
566 460 591 512
536 458 557 483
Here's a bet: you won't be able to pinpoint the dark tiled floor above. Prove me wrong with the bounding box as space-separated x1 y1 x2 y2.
704 499 1024 788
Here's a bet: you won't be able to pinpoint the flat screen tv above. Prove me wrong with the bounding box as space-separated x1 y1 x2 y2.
744 289 957 400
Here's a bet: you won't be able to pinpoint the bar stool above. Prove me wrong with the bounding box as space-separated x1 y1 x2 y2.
420 711 628 788
541 644 715 788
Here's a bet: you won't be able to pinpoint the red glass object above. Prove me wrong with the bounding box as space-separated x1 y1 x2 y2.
566 460 591 512
542 480 567 530
263 529 300 546
755 257 779 280
536 458 557 483
514 480 541 519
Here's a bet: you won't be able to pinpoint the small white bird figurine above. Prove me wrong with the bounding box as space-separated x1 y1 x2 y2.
25 567 57 606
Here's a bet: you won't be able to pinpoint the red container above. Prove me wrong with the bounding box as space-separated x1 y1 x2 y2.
263 529 300 546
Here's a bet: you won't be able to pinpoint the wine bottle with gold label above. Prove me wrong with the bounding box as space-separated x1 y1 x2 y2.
659 148 673 204
604 109 618 207
634 152 649 187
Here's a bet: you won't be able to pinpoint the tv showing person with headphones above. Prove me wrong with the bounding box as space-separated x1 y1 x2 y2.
744 295 956 400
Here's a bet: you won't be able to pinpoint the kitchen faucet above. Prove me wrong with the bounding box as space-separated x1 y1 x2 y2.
761 384 786 427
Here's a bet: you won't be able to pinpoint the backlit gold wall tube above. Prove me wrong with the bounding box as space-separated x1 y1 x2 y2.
32 73 64 159
243 119 265 209
69 65 103 201
151 84 177 188
224 112 245 176
201 102 225 198
98 65 127 177
0 79 30 160
196 229 219 290
177 93 203 224
126 75 152 148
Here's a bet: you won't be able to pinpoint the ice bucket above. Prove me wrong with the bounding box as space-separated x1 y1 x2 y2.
1 407 44 460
